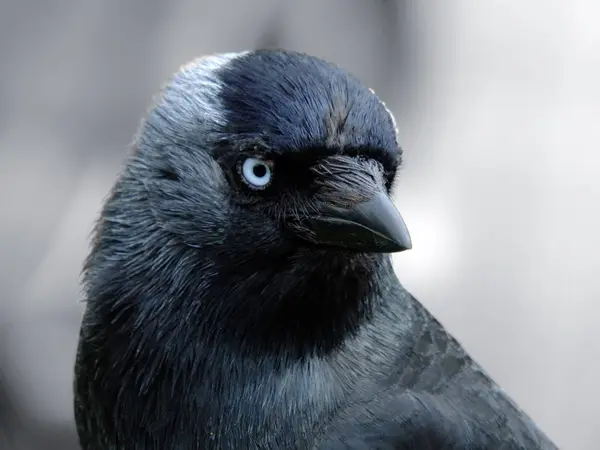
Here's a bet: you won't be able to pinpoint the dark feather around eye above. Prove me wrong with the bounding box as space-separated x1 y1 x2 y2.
343 147 400 173
342 146 401 191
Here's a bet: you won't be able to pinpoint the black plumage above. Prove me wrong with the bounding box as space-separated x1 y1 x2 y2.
74 49 559 449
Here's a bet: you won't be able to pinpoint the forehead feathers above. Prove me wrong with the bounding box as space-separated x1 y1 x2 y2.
217 50 399 157
148 50 400 166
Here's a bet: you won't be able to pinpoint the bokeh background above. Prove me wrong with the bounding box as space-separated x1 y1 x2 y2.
1 1 599 449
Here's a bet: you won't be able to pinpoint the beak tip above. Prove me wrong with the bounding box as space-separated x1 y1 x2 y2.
390 236 412 253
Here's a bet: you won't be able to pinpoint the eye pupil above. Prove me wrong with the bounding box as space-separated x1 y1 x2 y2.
253 164 267 178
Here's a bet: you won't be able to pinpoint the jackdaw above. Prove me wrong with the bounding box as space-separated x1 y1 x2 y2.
74 49 559 449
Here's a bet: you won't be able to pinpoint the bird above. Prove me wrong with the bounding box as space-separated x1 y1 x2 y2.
73 49 559 449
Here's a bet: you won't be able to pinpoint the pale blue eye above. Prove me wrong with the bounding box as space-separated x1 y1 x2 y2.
241 157 273 188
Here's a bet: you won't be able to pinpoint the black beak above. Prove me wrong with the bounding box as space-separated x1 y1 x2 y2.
307 192 412 253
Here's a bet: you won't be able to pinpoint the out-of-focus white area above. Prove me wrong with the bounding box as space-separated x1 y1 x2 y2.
0 1 598 449
393 3 600 449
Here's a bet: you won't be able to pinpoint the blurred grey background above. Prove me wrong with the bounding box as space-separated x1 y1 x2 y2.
1 0 599 449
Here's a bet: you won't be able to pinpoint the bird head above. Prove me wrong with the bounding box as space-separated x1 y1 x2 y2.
85 49 411 355
133 50 410 258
